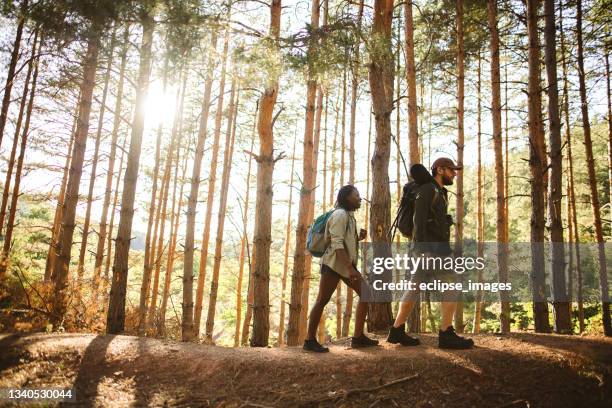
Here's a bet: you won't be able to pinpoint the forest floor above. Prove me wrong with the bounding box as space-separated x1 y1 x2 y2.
0 332 610 407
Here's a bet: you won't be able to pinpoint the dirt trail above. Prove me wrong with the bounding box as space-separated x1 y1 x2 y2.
0 332 610 407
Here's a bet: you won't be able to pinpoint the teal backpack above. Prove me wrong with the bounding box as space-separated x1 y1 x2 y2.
306 210 335 257
306 208 350 257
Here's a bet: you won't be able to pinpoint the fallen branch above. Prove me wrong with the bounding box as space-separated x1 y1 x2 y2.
300 373 420 406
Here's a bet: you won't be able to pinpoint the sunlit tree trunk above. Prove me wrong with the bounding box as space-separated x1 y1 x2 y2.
576 0 611 336
0 30 39 280
206 81 239 341
0 28 37 240
107 10 155 334
487 0 510 333
51 31 101 324
193 28 230 338
77 28 118 285
148 82 182 330
158 70 189 337
139 55 169 334
235 111 256 347
45 114 76 282
93 26 130 301
367 0 394 331
0 0 27 150
182 30 218 342
103 134 128 290
278 135 297 346
251 0 282 347
287 0 319 347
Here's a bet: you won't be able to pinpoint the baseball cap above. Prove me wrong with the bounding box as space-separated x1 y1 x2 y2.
431 157 462 171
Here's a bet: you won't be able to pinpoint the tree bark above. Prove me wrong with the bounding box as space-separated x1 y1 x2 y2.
182 30 218 342
453 0 465 333
0 0 27 150
251 0 282 347
576 0 611 336
235 110 257 347
158 69 189 337
106 11 155 334
487 0 510 333
51 31 101 325
205 81 239 341
139 54 169 334
0 27 37 239
93 26 130 301
193 28 230 338
404 0 419 166
473 51 484 334
367 0 394 331
278 134 297 346
286 0 318 347
45 112 77 282
147 78 182 330
543 0 571 333
0 29 39 280
76 28 117 284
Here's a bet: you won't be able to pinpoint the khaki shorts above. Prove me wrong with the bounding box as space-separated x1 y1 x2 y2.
401 252 460 302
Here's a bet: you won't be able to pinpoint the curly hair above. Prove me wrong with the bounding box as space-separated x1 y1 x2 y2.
335 184 358 210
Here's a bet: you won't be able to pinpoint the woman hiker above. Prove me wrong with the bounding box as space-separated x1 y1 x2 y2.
303 185 379 352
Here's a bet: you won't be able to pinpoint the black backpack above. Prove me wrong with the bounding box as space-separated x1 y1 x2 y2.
389 164 438 241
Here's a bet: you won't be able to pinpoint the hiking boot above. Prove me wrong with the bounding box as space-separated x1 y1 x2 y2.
303 339 329 353
387 325 420 346
438 326 474 349
351 334 379 348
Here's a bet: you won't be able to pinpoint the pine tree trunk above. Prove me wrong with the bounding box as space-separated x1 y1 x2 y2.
487 0 510 333
0 28 37 239
205 81 239 341
0 0 26 149
341 0 363 339
251 0 282 347
576 0 611 336
453 0 465 333
45 114 76 282
158 70 189 336
103 134 128 289
76 28 117 284
286 0 318 347
241 247 256 346
93 26 130 300
299 84 324 342
543 0 571 333
106 12 155 334
193 29 231 338
0 29 39 280
147 78 184 330
278 135 297 346
235 114 257 347
182 30 218 342
404 0 419 166
473 51 484 334
51 31 101 324
139 54 169 334
367 0 394 331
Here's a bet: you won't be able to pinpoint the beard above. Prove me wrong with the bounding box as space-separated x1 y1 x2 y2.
442 175 454 185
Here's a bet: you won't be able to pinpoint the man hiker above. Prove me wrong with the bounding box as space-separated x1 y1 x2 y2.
303 185 378 352
387 157 475 349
